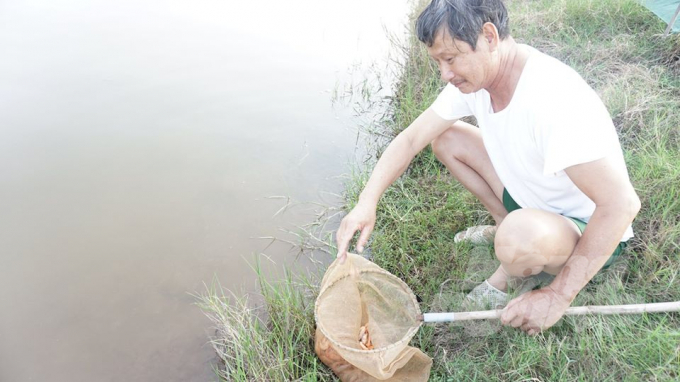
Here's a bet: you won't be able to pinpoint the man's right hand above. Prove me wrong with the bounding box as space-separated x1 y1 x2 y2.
332 109 454 263
335 202 377 263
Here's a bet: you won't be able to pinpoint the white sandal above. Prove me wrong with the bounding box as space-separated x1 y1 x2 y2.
454 225 496 245
466 280 508 309
466 273 556 310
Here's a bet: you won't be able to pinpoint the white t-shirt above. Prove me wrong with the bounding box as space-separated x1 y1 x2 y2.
431 46 634 241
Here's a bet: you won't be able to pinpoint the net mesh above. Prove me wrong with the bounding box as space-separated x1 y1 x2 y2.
314 253 432 381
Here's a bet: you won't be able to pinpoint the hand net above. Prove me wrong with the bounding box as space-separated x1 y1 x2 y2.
314 253 432 381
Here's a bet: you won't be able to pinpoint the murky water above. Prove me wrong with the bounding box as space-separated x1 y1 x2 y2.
0 0 408 380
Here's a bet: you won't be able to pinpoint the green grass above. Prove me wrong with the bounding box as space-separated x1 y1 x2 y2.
196 260 335 381
200 0 680 380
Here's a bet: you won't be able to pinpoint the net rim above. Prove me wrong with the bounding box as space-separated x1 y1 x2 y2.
314 267 423 354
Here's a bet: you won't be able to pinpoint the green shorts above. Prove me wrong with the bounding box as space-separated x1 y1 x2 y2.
502 188 626 269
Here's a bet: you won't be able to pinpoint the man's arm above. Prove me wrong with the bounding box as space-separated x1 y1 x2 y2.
355 108 456 205
550 154 641 301
335 108 456 261
501 153 640 334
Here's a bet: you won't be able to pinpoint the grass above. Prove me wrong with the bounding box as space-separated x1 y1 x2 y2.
196 259 335 381
199 0 680 380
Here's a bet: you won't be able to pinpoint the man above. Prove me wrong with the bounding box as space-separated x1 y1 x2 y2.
335 0 640 335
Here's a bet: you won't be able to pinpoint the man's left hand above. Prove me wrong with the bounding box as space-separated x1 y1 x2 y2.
500 287 572 335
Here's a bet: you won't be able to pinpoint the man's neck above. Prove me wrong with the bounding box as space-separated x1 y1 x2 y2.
486 38 528 113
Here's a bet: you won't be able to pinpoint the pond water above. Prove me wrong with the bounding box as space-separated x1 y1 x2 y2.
0 0 409 380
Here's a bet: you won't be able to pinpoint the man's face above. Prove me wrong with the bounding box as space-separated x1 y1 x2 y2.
426 29 492 94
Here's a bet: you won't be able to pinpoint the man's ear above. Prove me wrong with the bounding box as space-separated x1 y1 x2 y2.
481 22 499 50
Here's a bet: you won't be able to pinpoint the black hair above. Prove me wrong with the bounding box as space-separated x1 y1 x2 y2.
416 0 510 49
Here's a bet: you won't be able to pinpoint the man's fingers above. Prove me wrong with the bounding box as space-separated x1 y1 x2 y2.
336 222 359 260
510 315 524 328
356 225 374 253
501 302 525 328
335 237 347 260
506 292 527 308
501 310 518 326
500 297 521 325
336 237 349 259
500 308 511 325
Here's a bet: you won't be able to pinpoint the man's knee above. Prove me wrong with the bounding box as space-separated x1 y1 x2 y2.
494 209 579 276
494 209 554 274
431 126 461 159
431 122 480 159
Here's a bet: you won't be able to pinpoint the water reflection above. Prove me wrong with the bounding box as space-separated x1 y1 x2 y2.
0 0 408 380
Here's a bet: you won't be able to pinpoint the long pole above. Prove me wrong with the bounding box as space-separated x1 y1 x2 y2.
419 301 680 323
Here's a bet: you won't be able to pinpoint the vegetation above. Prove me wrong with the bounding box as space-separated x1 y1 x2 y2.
199 0 680 380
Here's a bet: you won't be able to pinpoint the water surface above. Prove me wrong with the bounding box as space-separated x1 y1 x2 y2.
0 0 408 380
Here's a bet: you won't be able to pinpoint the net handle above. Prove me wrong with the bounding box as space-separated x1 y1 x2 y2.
418 301 680 323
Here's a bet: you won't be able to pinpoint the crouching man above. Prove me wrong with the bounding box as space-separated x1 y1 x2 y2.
335 0 640 335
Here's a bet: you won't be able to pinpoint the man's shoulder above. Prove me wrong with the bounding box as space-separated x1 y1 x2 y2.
521 47 600 108
524 47 584 86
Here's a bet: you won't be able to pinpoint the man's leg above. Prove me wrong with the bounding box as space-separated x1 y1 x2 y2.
487 208 582 292
431 120 507 225
431 121 575 301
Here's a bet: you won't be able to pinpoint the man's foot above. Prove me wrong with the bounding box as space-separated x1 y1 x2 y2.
465 280 508 309
466 273 556 310
454 225 496 245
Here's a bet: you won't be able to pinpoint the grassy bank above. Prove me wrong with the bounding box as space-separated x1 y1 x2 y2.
199 0 680 380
